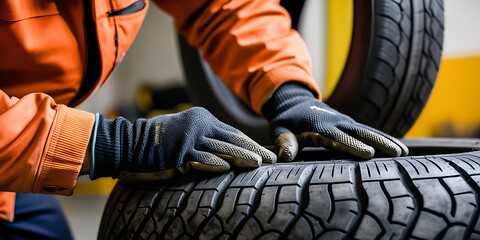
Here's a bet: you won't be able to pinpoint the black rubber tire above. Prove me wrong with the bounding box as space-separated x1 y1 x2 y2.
178 0 444 144
98 138 480 239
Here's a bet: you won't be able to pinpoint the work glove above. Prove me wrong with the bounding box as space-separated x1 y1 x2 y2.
90 107 276 181
262 83 409 161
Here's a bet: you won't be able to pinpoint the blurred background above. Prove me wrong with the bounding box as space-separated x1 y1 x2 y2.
59 0 480 239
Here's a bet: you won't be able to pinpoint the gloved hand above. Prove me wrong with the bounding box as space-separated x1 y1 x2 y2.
262 83 409 161
90 107 276 181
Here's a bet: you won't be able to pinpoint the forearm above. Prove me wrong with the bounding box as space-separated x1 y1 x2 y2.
155 0 321 114
0 91 94 194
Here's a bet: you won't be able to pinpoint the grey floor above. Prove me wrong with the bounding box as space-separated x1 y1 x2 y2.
57 195 109 240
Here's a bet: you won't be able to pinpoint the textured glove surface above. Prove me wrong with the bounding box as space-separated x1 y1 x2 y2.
263 83 409 161
93 107 276 181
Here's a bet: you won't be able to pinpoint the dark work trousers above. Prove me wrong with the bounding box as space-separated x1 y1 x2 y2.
0 193 73 240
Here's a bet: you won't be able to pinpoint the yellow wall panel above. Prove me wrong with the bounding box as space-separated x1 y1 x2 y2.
407 56 480 137
74 178 117 195
325 0 353 99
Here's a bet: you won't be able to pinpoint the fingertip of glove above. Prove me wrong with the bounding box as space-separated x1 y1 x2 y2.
390 139 409 156
388 137 409 157
275 132 299 162
278 146 296 162
352 145 375 160
359 150 375 160
387 141 409 157
387 145 403 158
259 146 277 164
215 153 261 168
265 152 278 164
189 161 231 172
400 144 409 156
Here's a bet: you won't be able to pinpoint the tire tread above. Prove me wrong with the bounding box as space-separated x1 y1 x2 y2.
99 151 480 239
347 0 444 137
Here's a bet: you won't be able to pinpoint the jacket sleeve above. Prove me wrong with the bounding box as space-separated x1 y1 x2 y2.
154 0 322 114
0 90 94 195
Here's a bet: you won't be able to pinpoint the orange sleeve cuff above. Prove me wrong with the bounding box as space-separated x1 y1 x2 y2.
33 106 95 195
250 66 322 114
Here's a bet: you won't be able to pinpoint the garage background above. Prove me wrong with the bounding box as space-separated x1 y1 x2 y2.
57 1 480 239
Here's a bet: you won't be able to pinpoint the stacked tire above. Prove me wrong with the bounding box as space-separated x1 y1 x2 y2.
99 139 480 239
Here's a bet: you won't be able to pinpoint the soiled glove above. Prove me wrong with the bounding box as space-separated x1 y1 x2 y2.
262 83 409 161
90 107 276 181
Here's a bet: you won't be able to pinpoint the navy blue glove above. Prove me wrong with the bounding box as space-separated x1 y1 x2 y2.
90 107 276 181
262 83 409 161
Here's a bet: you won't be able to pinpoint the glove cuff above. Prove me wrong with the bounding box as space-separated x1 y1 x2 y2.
89 113 100 180
92 114 121 179
262 82 317 121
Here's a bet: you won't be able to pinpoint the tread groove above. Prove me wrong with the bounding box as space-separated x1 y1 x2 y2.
366 211 387 240
158 180 198 238
230 169 271 237
283 166 315 238
345 163 369 239
123 190 151 237
326 183 335 223
380 180 395 224
107 187 137 240
267 186 281 224
444 158 480 239
426 158 443 171
193 172 236 238
438 178 456 217
395 160 424 239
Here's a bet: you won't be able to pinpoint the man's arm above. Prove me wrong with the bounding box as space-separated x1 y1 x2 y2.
154 0 321 114
154 0 408 159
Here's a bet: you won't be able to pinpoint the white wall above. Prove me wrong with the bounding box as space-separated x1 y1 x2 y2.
443 0 480 57
299 0 327 87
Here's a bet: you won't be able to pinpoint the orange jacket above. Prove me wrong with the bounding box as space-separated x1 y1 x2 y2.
0 0 320 221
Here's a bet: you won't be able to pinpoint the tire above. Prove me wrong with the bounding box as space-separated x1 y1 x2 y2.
178 0 444 144
98 138 480 239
